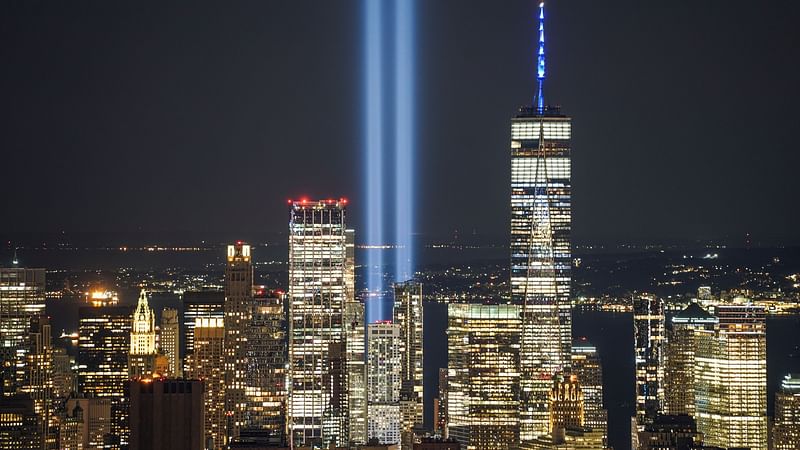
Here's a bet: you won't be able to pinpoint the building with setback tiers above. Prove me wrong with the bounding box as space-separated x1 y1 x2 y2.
509 3 573 440
129 290 159 379
447 303 521 449
224 242 253 441
570 338 608 445
288 199 352 446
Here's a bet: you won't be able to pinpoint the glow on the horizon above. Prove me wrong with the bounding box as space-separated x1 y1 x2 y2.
365 0 384 320
395 0 414 284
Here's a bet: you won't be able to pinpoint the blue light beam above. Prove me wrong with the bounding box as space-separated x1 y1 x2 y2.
394 0 415 283
365 0 384 319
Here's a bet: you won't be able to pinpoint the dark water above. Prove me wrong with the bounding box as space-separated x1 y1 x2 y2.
422 305 800 450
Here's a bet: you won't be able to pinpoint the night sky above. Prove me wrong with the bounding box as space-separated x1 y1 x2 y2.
2 1 799 245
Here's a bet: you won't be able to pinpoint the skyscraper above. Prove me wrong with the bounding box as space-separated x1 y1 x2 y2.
287 199 351 446
61 395 112 450
393 281 424 448
664 303 717 416
189 317 225 450
695 304 767 450
129 290 158 378
367 322 402 446
160 308 181 377
447 303 521 449
78 305 133 448
509 3 572 439
20 315 55 448
242 288 287 444
129 378 205 450
0 266 46 396
774 373 800 449
345 290 368 444
223 242 253 441
0 394 43 449
633 294 665 437
182 289 224 357
570 338 608 442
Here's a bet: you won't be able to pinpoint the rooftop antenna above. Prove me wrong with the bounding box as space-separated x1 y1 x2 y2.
11 248 18 266
536 1 546 113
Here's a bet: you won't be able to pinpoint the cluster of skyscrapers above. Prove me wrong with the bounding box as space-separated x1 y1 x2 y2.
2 2 800 450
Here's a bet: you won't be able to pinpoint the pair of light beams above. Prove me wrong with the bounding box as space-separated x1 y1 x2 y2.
364 0 414 322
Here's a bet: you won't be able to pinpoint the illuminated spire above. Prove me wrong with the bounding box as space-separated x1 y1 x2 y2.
11 248 18 266
536 1 546 113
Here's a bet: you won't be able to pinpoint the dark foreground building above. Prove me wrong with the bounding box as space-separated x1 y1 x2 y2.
129 378 204 450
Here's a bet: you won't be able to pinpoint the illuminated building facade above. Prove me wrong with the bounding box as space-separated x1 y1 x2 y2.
77 305 133 447
571 339 608 442
242 289 286 444
509 4 572 439
0 267 46 396
393 281 424 448
774 373 800 449
0 394 42 449
633 294 665 434
437 368 448 437
664 303 717 416
61 395 112 450
367 322 402 445
224 242 253 440
182 289 224 357
52 347 76 399
160 308 181 377
129 290 158 379
20 315 55 448
447 303 521 449
695 304 767 450
345 291 367 444
548 375 583 436
287 199 351 446
189 317 225 450
129 378 205 450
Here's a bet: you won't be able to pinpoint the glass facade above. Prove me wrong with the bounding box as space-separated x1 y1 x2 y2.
510 110 573 440
0 267 46 396
447 303 521 449
695 304 767 450
287 199 350 446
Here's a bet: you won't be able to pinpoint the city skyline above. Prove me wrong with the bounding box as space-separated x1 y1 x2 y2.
2 1 800 450
1 1 799 245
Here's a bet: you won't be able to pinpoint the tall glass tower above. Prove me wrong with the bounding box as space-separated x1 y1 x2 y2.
287 199 351 446
510 2 572 440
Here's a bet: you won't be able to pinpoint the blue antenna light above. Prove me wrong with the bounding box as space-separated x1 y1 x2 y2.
536 1 546 113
